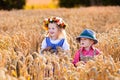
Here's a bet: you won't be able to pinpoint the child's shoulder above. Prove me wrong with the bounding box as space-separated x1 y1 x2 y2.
45 37 49 39
42 37 49 43
75 48 83 53
44 37 51 41
42 37 48 41
94 48 101 55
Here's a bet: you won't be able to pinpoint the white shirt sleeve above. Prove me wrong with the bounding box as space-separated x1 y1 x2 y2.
62 39 70 50
41 38 47 49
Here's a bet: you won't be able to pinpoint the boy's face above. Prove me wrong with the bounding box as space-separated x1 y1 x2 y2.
80 38 94 48
48 23 60 38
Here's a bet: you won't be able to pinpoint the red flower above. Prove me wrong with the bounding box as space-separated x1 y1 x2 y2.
42 17 67 30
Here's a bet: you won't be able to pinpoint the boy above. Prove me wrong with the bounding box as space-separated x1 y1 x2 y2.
72 29 101 66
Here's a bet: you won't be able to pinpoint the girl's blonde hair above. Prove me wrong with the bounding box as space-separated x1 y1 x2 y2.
59 29 67 39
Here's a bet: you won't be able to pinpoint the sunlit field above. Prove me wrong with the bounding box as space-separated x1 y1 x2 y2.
0 6 120 80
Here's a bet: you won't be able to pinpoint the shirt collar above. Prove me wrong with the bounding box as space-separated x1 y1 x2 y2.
81 46 95 51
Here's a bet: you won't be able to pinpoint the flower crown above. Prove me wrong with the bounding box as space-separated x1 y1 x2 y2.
43 17 67 30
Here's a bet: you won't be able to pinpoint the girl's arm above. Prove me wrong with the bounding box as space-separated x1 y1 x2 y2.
62 40 70 50
40 38 47 54
40 38 53 54
62 39 70 55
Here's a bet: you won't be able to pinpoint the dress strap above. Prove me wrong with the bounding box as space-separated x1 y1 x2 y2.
79 50 83 61
57 38 65 46
93 49 96 57
46 37 51 45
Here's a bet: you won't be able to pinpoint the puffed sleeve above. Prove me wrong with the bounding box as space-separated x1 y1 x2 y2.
62 39 70 50
41 38 47 49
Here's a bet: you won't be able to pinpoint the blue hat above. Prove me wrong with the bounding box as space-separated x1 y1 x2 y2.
76 29 98 44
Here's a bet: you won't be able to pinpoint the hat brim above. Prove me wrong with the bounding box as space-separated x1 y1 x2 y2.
76 36 98 44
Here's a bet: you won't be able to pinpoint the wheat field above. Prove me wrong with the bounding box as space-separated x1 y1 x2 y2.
0 6 120 80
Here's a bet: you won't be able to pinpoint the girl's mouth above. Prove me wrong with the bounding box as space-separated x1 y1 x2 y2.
50 32 54 34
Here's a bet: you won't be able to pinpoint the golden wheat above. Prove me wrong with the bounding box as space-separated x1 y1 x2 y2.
0 6 120 80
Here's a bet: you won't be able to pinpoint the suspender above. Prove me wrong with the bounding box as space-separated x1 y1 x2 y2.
79 49 96 62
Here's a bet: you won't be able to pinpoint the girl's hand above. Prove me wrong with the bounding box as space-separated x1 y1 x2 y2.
40 47 52 54
43 47 52 51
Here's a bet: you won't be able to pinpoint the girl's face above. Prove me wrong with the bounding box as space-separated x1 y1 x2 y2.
48 23 60 39
80 38 94 48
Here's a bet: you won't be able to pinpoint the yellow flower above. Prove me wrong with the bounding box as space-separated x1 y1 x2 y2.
42 16 67 30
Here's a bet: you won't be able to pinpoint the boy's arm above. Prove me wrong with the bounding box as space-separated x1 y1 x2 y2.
95 48 101 55
72 50 80 66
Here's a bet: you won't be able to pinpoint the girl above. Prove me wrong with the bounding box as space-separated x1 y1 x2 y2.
40 16 70 54
72 29 101 66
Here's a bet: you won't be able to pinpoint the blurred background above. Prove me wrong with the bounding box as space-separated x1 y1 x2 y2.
0 0 120 10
